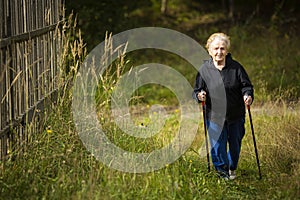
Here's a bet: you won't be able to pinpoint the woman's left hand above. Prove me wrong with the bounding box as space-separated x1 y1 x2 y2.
243 95 253 105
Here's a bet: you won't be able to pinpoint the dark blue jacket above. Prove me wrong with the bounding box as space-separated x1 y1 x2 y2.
193 54 254 124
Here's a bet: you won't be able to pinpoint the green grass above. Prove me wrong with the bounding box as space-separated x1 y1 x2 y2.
0 95 299 199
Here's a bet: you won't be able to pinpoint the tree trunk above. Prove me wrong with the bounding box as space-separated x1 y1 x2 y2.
228 0 234 19
222 0 234 19
161 0 168 14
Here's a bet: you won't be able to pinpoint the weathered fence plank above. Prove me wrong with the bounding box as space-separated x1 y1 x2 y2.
0 0 64 160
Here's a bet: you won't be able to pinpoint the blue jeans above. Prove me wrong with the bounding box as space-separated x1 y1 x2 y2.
207 118 245 173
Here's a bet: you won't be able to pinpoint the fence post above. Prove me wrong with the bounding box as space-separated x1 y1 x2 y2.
0 0 13 160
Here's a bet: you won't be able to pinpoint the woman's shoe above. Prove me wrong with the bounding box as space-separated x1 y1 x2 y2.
229 170 236 180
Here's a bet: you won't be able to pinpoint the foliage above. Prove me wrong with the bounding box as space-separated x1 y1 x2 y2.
65 0 300 50
66 0 300 102
65 0 152 51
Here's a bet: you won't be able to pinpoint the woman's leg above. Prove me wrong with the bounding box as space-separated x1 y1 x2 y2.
227 117 245 170
207 120 229 174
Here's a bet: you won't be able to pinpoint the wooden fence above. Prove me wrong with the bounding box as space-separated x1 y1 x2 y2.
0 0 64 160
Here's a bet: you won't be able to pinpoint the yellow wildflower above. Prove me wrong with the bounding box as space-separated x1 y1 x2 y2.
47 129 53 134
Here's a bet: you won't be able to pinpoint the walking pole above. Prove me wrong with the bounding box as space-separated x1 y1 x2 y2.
202 101 210 172
247 105 262 179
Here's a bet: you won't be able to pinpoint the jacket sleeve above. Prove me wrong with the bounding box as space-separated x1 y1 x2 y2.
239 66 254 102
193 69 207 103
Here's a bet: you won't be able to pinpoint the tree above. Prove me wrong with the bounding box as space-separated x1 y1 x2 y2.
161 0 168 14
222 0 234 19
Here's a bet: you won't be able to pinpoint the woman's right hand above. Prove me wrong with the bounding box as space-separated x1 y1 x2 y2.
197 90 206 102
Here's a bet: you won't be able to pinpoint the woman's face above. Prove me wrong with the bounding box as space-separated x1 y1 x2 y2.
208 38 228 63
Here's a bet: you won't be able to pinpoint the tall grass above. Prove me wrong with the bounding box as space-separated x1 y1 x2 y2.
1 94 299 199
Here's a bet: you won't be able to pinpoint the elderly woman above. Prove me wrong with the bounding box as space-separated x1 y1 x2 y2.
193 33 254 180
